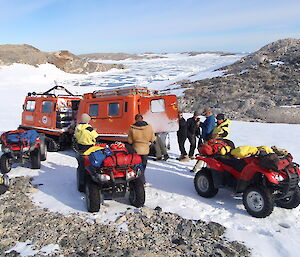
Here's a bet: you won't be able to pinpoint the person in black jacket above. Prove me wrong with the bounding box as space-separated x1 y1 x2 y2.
176 112 188 161
186 111 199 159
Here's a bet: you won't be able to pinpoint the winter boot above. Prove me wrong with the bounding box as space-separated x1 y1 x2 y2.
179 155 190 162
176 155 184 160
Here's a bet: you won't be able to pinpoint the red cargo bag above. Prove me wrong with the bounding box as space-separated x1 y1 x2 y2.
103 152 142 167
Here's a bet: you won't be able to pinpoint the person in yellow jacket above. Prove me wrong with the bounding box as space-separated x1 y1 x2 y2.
212 113 231 139
128 114 156 183
75 113 100 152
231 145 274 158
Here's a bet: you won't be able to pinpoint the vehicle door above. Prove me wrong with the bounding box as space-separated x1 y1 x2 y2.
22 98 37 126
138 95 179 133
39 99 55 128
87 99 124 134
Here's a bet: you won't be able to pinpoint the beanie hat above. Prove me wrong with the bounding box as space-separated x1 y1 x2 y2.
81 113 91 123
216 113 225 120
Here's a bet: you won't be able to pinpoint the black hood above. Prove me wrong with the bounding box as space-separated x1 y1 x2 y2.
133 120 148 127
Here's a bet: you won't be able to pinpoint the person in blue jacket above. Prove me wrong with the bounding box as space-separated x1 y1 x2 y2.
199 107 216 144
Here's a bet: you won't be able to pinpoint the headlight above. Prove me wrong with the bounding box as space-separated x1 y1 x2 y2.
126 171 136 180
3 148 11 153
99 174 110 182
274 174 285 182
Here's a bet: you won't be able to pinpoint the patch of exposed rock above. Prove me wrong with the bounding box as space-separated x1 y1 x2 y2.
0 44 125 74
179 38 300 123
0 177 250 256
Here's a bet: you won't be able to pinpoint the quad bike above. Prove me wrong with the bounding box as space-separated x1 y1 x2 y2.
0 130 47 173
76 144 145 212
193 154 300 218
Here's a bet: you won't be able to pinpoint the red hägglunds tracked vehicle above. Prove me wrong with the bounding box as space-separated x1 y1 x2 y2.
19 85 179 151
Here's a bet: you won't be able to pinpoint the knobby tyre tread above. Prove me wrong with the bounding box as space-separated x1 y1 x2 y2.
194 168 218 198
276 186 300 209
0 154 12 174
129 177 145 208
243 185 274 218
85 176 101 212
30 148 41 169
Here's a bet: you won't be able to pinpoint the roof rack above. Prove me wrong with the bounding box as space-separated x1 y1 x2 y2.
27 85 82 98
92 86 160 98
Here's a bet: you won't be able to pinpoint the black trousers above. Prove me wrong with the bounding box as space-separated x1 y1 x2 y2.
177 135 187 156
140 155 148 184
187 134 196 157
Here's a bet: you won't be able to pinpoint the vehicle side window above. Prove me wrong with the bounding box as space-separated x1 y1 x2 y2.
42 101 52 113
151 99 165 113
90 104 98 116
25 101 35 112
109 103 119 116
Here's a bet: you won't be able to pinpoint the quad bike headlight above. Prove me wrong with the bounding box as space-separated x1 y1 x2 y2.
126 171 136 180
99 174 110 182
273 174 285 182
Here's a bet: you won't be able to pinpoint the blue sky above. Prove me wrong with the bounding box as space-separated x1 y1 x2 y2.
1 0 300 54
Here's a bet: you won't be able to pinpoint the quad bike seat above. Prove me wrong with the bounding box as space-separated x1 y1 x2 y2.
215 156 247 172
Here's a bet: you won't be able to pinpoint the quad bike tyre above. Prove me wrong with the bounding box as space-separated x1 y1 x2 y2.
276 186 300 209
39 134 47 161
194 168 219 198
0 154 12 174
129 177 145 208
85 176 101 212
77 167 86 192
243 186 274 218
30 148 41 169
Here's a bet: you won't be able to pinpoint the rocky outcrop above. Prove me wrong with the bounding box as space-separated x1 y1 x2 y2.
0 44 125 74
179 38 300 123
0 177 250 256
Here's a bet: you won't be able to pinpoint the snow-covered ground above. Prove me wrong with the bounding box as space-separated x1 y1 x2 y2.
1 53 300 257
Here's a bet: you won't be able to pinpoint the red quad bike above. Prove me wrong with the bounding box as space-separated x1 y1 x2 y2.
193 154 300 218
0 130 47 173
76 144 145 213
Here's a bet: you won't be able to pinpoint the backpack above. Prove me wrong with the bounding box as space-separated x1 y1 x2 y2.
21 130 39 144
89 150 107 167
259 153 280 171
199 139 232 156
259 153 296 172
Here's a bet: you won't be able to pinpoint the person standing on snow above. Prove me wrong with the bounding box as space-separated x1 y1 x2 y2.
128 114 156 184
153 133 169 161
176 111 189 161
199 107 215 144
74 113 100 152
212 113 231 139
186 111 199 159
